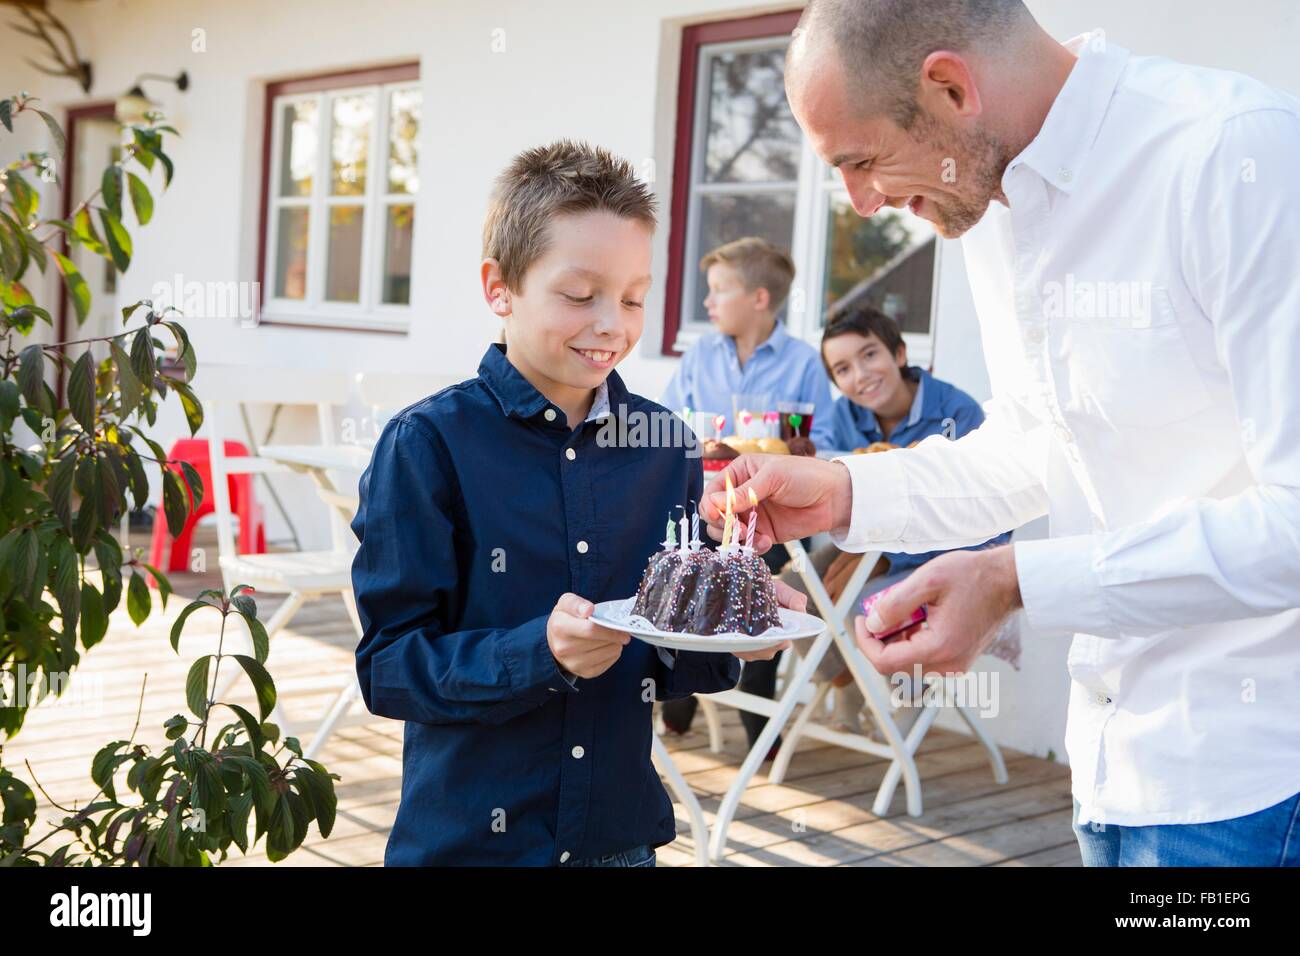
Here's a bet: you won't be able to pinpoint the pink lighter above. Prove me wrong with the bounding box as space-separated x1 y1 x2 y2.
860 583 927 640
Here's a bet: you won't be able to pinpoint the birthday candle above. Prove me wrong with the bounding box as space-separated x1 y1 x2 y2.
721 473 736 552
664 516 676 550
712 414 725 440
745 487 758 549
679 512 689 555
690 502 700 550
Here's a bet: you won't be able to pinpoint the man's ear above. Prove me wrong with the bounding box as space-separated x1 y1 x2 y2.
918 50 983 120
481 258 512 317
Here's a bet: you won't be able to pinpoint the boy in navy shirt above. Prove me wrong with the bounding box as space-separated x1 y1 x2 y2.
350 141 798 866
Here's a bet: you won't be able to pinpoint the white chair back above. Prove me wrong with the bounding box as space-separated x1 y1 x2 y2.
194 365 352 570
356 370 459 417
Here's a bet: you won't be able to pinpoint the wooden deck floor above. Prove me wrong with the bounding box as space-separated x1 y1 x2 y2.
6 529 1080 867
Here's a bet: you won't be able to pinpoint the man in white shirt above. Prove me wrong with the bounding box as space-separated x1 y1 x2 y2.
702 0 1300 866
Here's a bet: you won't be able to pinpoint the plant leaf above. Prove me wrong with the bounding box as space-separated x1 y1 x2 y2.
101 167 123 220
126 569 151 626
161 468 188 538
232 655 276 721
17 344 45 409
186 655 212 718
67 350 95 431
110 341 141 417
169 598 212 653
127 172 153 225
97 208 132 271
34 109 66 158
52 252 90 325
80 581 108 649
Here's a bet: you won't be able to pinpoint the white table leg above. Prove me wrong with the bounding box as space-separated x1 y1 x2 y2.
652 731 710 867
956 699 1010 784
698 696 726 754
707 627 833 863
768 680 831 785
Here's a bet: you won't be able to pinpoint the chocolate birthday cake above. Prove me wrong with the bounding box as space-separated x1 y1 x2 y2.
632 547 782 636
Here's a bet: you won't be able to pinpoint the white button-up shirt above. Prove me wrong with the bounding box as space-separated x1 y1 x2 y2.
833 30 1300 827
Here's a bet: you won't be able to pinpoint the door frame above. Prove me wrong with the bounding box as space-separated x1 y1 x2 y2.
54 100 117 406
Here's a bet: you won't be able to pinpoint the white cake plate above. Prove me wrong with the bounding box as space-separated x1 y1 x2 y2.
590 597 826 653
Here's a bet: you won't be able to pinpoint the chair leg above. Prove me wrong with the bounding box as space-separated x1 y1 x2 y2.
698 697 725 754
652 732 710 867
768 681 832 785
297 588 368 760
955 699 1009 785
708 630 832 863
304 680 362 760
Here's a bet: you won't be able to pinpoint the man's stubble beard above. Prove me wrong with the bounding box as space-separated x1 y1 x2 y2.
906 108 1015 238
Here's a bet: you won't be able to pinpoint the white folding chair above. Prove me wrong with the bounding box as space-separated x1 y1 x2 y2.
194 365 368 757
703 539 1008 862
355 370 460 442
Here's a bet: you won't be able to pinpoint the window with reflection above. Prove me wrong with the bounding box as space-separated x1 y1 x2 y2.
261 64 419 330
665 16 937 361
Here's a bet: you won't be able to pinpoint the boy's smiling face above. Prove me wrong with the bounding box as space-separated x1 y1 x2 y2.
484 209 653 417
822 330 908 412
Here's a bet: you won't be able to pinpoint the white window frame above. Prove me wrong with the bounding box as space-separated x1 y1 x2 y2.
673 33 936 368
261 79 419 332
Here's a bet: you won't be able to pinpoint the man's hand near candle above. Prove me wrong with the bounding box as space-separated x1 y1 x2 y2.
699 454 1024 677
701 455 853 554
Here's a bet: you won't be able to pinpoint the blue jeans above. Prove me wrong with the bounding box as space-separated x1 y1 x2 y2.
1072 792 1300 866
560 844 656 867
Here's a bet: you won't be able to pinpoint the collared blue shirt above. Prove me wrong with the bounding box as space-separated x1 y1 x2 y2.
828 367 1011 574
660 322 836 448
351 343 740 866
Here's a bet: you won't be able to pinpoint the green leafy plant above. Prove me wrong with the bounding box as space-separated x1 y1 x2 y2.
8 585 338 866
0 93 335 864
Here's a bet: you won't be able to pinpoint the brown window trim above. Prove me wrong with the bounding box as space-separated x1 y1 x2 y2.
255 61 420 333
661 9 802 357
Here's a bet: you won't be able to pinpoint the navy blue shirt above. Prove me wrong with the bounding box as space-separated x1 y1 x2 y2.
827 366 1012 574
350 343 740 866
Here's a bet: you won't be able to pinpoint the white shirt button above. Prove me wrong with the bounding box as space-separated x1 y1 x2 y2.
571 745 585 759
543 408 557 421
1094 692 1112 706
1060 168 1073 182
559 850 570 863
565 448 576 461
576 540 588 554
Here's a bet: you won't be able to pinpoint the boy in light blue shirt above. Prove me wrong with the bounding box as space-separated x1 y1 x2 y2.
660 237 834 450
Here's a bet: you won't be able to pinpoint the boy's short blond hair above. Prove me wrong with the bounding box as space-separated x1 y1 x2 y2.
700 237 796 313
482 140 658 292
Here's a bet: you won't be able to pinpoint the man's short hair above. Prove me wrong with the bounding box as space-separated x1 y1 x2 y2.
796 0 1032 130
483 140 657 292
700 237 797 314
820 301 906 377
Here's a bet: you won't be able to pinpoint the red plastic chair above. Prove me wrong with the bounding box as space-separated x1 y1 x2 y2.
147 438 266 581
